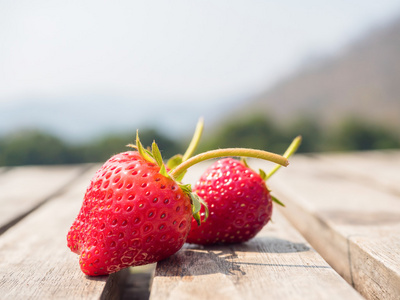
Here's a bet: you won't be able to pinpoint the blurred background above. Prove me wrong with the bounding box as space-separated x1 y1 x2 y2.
1 0 400 166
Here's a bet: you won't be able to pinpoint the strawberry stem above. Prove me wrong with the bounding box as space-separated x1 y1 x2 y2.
169 148 289 180
182 117 204 162
266 135 302 179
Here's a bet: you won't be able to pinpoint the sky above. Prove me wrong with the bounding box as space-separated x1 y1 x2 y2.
1 0 400 140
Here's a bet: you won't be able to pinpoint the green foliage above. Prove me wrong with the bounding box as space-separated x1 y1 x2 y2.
283 117 323 152
0 130 79 166
200 114 400 155
0 128 182 166
200 115 288 154
0 115 399 166
328 118 400 151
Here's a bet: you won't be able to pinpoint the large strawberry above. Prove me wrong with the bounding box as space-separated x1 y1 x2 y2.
67 132 207 276
186 136 301 245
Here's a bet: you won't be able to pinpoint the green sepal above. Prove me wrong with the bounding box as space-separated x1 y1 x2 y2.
179 183 209 226
159 164 169 178
189 192 207 226
151 141 164 167
271 194 285 207
259 169 267 181
174 171 187 183
197 195 209 220
179 183 192 194
167 154 183 170
241 158 250 168
136 131 155 163
191 193 202 216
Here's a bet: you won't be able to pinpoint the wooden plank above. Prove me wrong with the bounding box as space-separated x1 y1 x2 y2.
266 153 400 300
0 164 92 234
0 165 127 299
150 161 363 300
313 150 400 195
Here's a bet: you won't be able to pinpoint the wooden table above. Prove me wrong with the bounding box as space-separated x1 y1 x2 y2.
0 150 398 299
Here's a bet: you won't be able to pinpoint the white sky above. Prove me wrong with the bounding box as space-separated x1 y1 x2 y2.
1 0 400 106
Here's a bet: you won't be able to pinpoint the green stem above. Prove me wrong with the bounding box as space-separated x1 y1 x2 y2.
266 135 302 179
182 117 204 162
169 148 289 180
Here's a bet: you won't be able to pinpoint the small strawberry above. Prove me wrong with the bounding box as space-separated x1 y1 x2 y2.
186 136 301 245
186 158 273 244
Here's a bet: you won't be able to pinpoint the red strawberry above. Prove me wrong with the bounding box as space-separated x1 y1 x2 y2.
186 136 301 245
186 158 275 245
67 140 196 276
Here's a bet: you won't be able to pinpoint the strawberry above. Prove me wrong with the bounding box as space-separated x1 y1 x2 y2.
68 122 293 276
67 151 192 275
186 136 302 245
67 133 205 276
186 158 273 245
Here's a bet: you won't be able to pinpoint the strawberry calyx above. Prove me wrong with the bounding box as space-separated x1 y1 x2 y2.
129 123 299 225
131 129 208 226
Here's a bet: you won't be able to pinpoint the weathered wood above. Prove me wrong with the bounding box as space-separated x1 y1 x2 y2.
0 164 126 299
266 153 400 300
150 203 362 299
0 164 92 234
315 150 400 195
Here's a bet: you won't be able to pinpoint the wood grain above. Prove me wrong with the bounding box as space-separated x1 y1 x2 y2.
0 164 92 234
150 207 362 299
265 152 400 300
315 150 400 195
0 164 126 299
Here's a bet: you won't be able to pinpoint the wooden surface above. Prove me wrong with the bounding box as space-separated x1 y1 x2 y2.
149 162 362 300
150 209 362 300
0 151 398 299
0 163 127 300
266 150 400 300
0 164 91 234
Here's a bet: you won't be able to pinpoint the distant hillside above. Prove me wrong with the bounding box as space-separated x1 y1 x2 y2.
231 17 400 131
